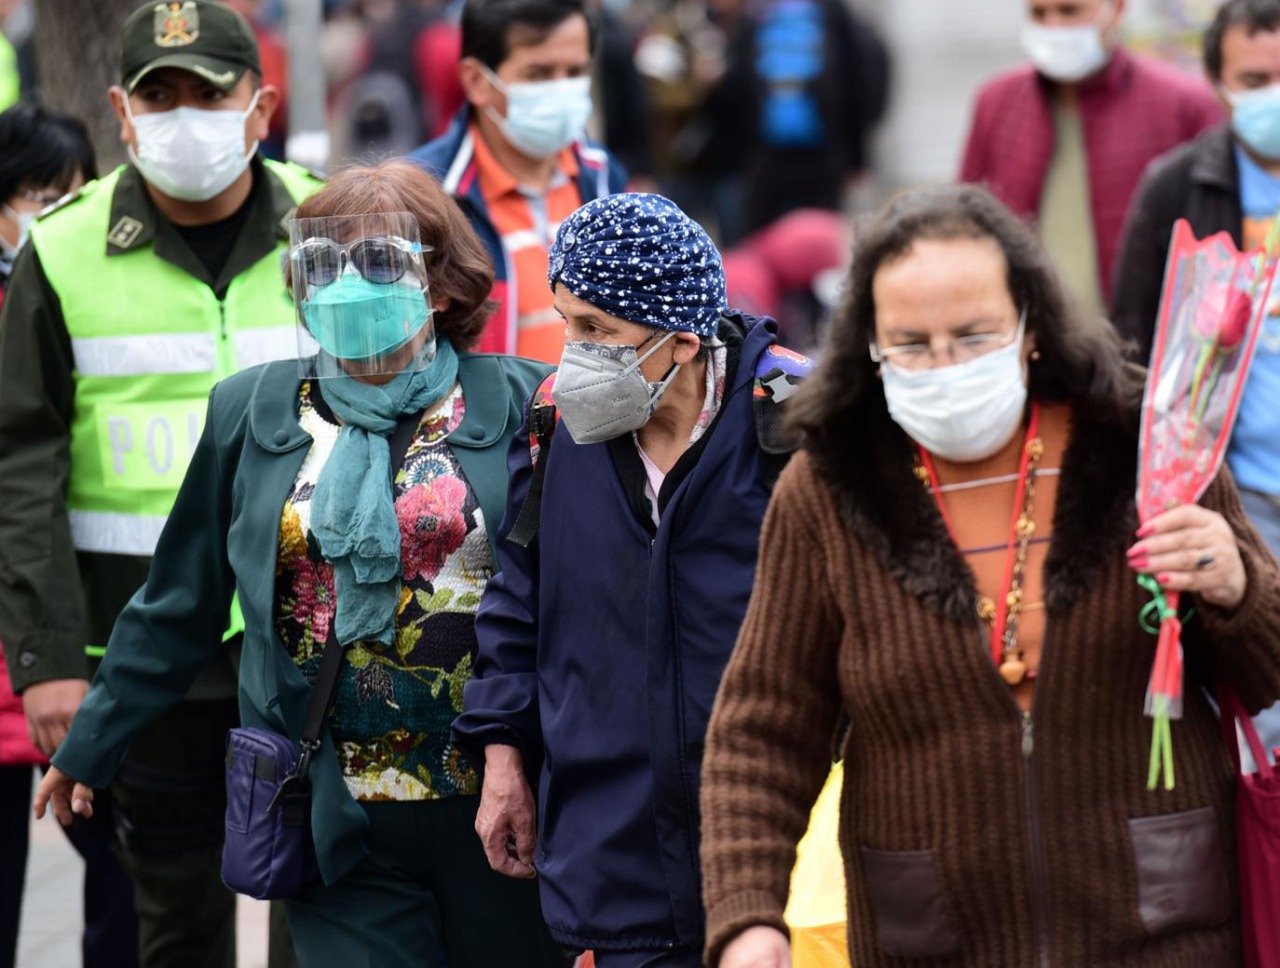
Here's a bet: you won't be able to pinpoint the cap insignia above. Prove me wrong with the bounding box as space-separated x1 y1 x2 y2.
154 1 199 48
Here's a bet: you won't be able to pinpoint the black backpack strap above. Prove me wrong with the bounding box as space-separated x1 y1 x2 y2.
290 408 423 783
506 400 558 548
506 373 560 548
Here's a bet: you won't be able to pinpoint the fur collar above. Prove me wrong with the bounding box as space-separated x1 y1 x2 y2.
809 399 1140 623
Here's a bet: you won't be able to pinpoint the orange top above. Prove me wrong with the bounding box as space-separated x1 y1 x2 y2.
471 125 584 363
929 402 1072 711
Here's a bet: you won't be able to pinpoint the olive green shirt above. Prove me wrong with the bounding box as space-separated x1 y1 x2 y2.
0 158 307 694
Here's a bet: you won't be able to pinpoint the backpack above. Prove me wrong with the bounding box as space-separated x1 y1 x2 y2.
506 345 814 547
755 0 828 150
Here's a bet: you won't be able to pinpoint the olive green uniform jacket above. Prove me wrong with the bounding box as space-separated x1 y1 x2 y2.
51 352 551 884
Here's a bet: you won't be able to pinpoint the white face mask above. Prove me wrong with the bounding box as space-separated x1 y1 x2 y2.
1 205 33 253
126 91 260 202
481 65 593 159
1020 20 1109 83
880 318 1029 463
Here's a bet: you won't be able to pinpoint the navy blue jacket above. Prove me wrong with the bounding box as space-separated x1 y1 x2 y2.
407 108 628 354
454 315 792 951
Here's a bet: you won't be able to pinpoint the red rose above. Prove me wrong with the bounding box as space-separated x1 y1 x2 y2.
1217 289 1252 350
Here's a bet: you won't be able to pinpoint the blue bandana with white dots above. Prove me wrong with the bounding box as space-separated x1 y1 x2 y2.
548 193 728 338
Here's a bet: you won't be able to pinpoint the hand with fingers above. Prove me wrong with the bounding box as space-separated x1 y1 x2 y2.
22 678 89 756
719 926 791 968
32 765 94 826
476 744 537 878
1127 504 1248 609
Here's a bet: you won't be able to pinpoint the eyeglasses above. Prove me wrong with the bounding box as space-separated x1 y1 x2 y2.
17 189 66 207
290 236 429 287
869 310 1026 372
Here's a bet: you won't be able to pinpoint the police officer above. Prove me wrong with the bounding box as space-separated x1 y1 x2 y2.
0 2 320 965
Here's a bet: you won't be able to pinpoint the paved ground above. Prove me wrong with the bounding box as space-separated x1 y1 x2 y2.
17 772 270 968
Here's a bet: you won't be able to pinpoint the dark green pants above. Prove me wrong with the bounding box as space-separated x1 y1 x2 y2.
284 795 565 968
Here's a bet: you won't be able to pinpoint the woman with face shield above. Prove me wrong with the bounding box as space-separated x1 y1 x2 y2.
33 161 566 966
698 184 1280 967
452 193 814 965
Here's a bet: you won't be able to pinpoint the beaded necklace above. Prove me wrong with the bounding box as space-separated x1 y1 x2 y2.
914 403 1043 686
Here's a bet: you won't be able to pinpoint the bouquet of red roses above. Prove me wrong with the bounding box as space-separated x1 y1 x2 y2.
1136 219 1279 791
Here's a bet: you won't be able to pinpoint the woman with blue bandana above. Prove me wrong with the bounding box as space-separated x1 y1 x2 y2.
34 162 567 967
452 192 813 966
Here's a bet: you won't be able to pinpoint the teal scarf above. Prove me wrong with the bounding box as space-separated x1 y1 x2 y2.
311 339 460 645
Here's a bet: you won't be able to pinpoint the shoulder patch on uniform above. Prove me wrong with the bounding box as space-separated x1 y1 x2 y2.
108 216 145 249
753 344 813 454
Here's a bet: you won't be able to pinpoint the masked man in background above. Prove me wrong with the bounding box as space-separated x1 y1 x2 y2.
409 0 627 364
960 0 1220 316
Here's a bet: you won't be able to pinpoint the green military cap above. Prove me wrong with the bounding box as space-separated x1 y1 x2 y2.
121 1 261 94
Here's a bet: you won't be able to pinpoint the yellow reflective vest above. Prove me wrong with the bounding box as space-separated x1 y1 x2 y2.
30 160 319 563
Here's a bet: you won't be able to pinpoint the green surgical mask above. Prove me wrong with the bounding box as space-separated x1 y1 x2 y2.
301 274 431 361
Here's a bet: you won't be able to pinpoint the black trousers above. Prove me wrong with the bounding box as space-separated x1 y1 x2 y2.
0 763 139 968
110 698 239 968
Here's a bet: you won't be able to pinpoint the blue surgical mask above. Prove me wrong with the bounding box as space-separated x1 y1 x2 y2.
481 65 594 159
301 274 431 361
1229 83 1280 160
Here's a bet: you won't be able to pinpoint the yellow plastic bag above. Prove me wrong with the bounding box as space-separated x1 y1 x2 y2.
784 761 851 968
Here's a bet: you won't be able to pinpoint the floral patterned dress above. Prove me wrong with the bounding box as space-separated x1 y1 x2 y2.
275 381 487 802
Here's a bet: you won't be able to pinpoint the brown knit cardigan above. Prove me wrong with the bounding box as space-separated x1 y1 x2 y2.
699 403 1280 967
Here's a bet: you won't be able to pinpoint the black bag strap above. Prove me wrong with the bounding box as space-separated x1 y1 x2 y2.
295 408 423 773
506 402 558 548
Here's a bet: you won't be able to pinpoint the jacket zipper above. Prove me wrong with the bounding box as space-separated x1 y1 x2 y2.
215 299 235 379
1022 711 1050 968
973 621 1051 967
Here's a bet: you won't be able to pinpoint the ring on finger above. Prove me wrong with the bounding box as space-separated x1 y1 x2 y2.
1195 553 1215 570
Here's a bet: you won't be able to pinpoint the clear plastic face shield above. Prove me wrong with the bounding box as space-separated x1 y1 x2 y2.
289 211 436 380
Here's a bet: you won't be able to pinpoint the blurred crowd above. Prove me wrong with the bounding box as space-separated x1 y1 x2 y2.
313 0 884 346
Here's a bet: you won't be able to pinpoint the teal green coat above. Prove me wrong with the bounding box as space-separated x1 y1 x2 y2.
52 351 552 885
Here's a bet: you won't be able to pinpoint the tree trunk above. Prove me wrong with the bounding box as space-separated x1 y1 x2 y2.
34 0 139 171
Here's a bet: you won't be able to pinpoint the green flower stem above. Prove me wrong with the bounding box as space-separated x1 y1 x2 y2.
1186 340 1215 418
